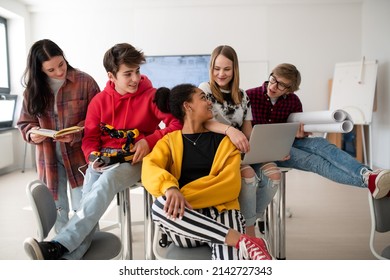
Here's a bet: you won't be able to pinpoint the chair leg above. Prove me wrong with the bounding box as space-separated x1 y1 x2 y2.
265 197 276 256
144 189 155 260
265 168 289 260
118 188 133 259
22 142 27 173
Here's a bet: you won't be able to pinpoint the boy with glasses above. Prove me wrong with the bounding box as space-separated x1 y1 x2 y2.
247 63 390 208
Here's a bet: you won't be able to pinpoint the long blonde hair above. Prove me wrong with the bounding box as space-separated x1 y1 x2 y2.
209 45 241 105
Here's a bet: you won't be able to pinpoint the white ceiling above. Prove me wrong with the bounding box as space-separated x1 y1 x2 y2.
16 0 365 8
13 0 367 15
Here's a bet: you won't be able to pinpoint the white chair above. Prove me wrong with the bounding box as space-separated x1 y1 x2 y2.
100 182 145 260
26 179 123 260
152 225 212 260
368 192 390 259
144 190 212 260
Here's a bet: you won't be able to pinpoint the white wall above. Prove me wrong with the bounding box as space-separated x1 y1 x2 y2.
1 0 389 169
267 2 361 111
362 0 390 169
25 0 362 106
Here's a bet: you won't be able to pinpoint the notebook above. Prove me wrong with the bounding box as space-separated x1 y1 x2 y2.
241 123 299 165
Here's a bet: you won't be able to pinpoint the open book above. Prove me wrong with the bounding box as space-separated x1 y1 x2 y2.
28 126 84 139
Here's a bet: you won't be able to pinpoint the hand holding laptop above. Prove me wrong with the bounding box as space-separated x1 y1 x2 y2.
241 123 299 165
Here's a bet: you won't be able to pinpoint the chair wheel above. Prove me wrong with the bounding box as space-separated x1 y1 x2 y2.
159 233 172 248
257 220 265 234
159 238 167 248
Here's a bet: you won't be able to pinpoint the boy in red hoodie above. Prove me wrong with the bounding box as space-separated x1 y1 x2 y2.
23 43 182 260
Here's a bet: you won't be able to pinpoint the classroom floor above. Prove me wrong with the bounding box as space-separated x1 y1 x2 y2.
0 167 387 260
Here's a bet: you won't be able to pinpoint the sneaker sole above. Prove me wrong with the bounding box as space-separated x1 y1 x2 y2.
261 238 275 260
373 170 390 199
23 237 44 260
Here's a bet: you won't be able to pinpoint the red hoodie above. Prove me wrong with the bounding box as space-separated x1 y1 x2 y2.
82 75 182 161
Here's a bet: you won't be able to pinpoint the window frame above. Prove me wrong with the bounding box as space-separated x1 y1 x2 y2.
0 16 10 94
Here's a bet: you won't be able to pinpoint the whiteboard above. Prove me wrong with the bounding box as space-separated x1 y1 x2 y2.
329 59 378 125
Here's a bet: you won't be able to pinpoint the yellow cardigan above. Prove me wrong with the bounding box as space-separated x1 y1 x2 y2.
141 130 241 212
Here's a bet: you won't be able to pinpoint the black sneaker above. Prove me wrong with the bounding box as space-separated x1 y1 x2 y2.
24 237 64 260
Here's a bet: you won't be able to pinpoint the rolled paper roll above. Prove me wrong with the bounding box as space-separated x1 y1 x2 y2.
303 120 354 133
287 110 349 124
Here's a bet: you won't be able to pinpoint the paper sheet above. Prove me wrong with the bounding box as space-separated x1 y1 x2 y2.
287 110 354 133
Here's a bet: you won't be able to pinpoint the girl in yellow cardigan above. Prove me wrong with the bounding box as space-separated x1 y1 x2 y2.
142 84 272 260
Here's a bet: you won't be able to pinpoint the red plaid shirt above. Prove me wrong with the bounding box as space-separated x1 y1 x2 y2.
246 81 303 125
18 69 100 200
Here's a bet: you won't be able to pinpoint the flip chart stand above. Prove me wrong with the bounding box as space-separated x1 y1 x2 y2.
329 57 378 168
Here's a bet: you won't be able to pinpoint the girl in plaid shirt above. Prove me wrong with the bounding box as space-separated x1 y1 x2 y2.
18 39 100 233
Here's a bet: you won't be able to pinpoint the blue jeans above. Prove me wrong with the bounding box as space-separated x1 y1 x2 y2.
238 166 279 226
240 137 368 226
277 137 367 187
54 162 141 260
55 143 82 233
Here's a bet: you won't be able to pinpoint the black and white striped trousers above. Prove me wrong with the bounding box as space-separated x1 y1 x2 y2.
152 196 246 260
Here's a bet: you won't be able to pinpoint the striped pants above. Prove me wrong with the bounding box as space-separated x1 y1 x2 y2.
152 196 246 260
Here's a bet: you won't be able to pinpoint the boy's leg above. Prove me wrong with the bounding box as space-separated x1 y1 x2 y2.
278 138 364 186
56 162 141 259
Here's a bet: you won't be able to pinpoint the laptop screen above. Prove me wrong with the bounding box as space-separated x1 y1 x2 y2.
0 94 17 129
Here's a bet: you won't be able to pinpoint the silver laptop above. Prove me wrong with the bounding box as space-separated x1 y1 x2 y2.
241 123 299 165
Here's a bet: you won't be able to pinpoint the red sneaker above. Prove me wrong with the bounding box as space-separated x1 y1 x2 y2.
236 234 273 260
365 169 390 199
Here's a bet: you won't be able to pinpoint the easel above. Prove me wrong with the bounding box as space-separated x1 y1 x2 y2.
329 57 378 169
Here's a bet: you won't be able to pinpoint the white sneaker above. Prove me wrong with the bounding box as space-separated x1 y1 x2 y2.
364 169 390 199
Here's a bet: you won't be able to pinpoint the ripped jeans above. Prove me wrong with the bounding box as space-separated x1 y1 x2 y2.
238 163 280 226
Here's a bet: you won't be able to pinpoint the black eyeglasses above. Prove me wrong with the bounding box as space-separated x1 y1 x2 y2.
268 74 291 91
